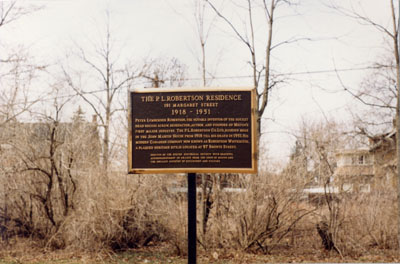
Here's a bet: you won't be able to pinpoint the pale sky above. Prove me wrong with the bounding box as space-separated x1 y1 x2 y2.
2 0 395 164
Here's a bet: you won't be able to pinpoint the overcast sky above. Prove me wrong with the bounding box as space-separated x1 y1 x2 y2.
2 0 395 164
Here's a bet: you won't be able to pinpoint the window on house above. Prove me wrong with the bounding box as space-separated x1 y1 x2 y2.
358 155 365 165
350 154 370 165
358 154 371 165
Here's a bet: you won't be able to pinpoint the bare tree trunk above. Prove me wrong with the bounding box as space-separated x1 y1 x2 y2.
394 0 400 251
201 38 208 250
103 107 110 173
194 0 212 246
259 0 275 124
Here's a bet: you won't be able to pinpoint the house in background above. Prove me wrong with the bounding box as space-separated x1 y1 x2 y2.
333 129 397 193
333 149 374 193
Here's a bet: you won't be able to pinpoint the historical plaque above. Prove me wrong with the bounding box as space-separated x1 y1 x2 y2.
128 87 257 174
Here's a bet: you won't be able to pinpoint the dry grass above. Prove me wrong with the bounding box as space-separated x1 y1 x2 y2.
1 239 400 264
2 171 400 258
1 157 400 262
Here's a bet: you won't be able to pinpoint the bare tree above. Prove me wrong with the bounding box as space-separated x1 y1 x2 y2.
61 12 140 173
330 2 397 134
204 0 302 136
202 1 307 251
328 0 400 250
343 56 396 134
287 118 350 256
191 0 217 247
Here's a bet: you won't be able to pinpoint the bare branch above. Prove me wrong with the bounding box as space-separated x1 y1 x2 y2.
326 1 395 40
204 0 254 53
271 36 313 50
0 1 42 28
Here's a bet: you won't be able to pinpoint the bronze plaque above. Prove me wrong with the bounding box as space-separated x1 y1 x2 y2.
128 87 257 174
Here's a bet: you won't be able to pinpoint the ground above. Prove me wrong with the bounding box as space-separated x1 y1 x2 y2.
1 241 400 264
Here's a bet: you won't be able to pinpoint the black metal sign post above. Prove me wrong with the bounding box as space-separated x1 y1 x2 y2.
187 172 197 264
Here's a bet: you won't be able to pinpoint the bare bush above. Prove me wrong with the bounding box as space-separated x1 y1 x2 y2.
0 106 100 244
329 192 397 254
196 172 315 254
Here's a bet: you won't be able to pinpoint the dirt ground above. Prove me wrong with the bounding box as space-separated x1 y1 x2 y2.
1 240 400 264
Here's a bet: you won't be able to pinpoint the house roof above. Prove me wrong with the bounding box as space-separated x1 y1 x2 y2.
369 129 396 152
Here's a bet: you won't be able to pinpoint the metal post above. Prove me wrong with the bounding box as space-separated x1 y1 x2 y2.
187 173 197 264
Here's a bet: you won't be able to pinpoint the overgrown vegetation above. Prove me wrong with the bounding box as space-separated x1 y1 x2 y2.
1 136 399 259
1 1 400 262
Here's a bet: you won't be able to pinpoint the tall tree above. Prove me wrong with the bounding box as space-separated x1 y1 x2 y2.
203 1 307 250
61 12 140 173
191 0 216 245
329 0 400 250
204 0 296 137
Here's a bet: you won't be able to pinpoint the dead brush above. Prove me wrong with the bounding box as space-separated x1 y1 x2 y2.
312 190 397 257
55 173 174 252
340 192 397 251
196 172 316 254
